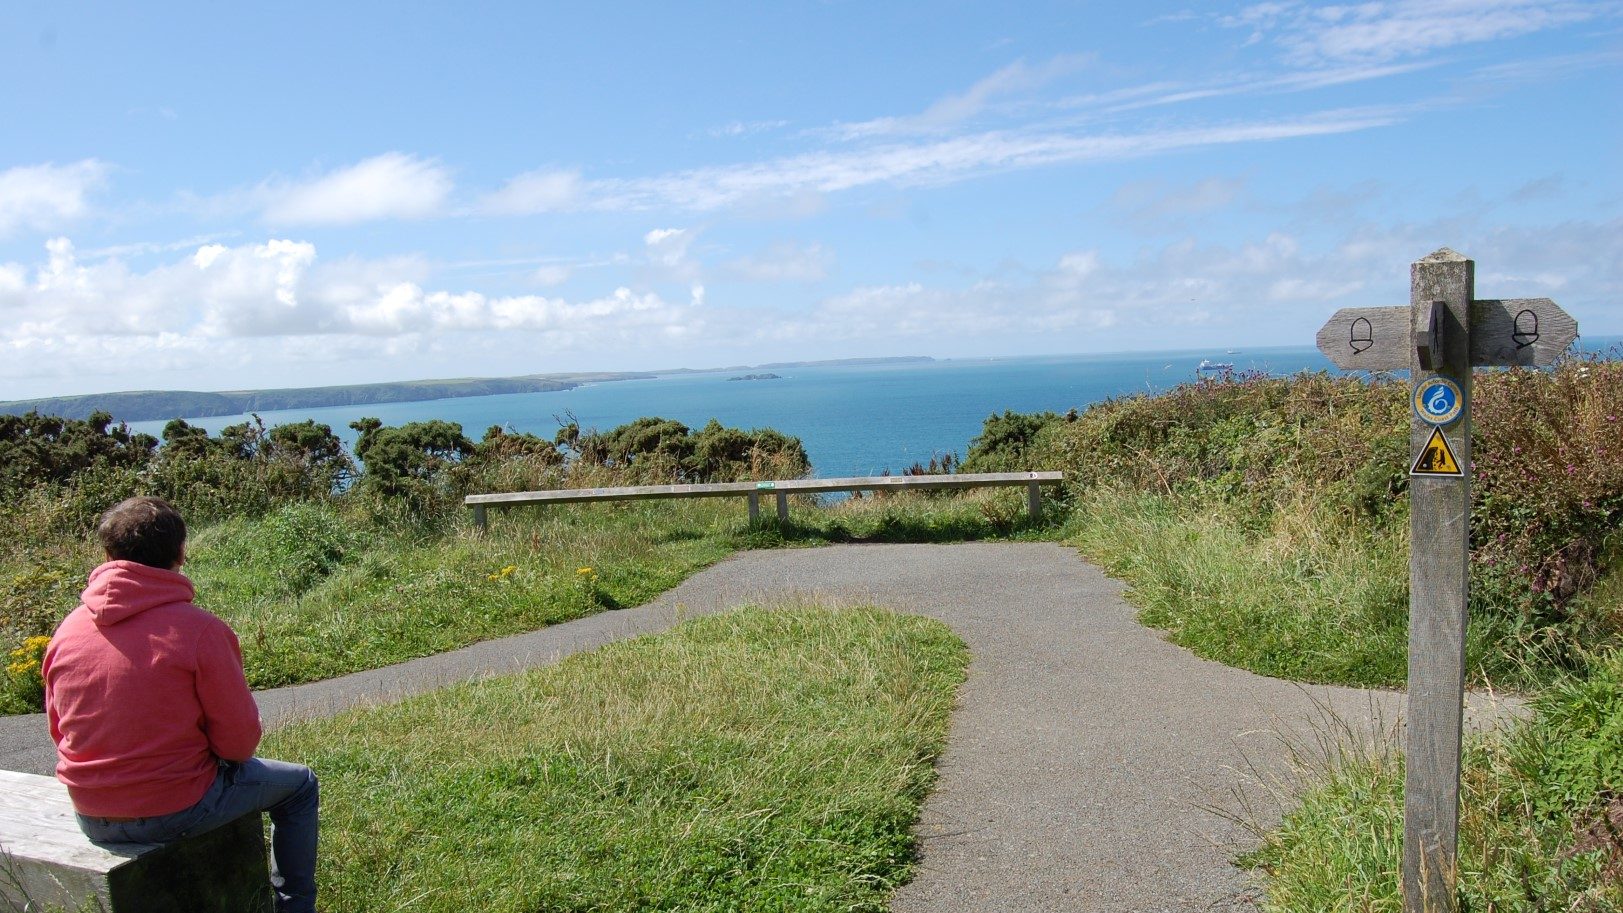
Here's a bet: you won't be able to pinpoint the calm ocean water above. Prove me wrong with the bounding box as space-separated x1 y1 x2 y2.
127 338 1620 478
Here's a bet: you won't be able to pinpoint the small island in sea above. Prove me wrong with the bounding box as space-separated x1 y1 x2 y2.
726 373 782 382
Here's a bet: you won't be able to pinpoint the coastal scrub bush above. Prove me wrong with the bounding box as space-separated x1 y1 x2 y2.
1471 355 1623 666
0 410 156 494
972 357 1623 683
1027 371 1409 524
559 416 810 484
349 417 475 493
960 409 1060 473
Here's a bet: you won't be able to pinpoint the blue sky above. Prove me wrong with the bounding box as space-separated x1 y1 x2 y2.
2 1 1619 398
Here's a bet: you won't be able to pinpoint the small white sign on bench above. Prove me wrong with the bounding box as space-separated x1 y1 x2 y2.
0 769 271 913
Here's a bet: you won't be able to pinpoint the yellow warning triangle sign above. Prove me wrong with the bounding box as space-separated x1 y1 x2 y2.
1410 427 1463 476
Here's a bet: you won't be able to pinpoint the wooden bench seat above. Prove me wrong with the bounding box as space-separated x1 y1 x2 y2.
466 470 1066 527
0 769 271 913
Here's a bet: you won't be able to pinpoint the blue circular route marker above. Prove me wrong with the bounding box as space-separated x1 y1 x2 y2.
1413 377 1464 426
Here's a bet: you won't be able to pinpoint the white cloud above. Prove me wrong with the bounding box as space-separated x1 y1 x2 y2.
191 240 325 336
1227 1 1608 64
707 120 790 139
533 265 572 286
0 160 110 236
479 168 583 215
643 227 699 279
1110 177 1248 228
552 109 1398 213
0 237 697 353
261 153 452 225
0 262 28 302
726 241 834 282
832 55 1093 139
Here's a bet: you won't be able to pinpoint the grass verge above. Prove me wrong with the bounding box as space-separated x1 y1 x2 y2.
1 487 1052 705
187 497 748 688
1061 485 1588 690
262 603 969 913
1064 485 1416 688
1247 649 1623 911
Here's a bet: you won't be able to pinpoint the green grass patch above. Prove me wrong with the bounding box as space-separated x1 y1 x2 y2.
1064 486 1416 687
1063 486 1568 689
3 488 1057 711
263 603 969 913
186 498 748 688
1248 649 1623 911
744 486 1065 547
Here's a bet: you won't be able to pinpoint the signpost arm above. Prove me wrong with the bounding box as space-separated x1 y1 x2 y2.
1403 250 1474 913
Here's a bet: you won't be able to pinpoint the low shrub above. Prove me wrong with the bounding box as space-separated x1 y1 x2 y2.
975 355 1623 682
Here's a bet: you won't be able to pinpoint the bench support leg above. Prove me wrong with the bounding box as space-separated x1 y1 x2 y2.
775 492 789 521
472 505 488 532
747 493 760 523
1027 481 1042 520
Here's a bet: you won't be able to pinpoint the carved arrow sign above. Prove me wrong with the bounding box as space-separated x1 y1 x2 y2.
1471 298 1579 367
1316 297 1577 370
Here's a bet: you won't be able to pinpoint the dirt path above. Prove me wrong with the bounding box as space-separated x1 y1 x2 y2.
0 543 1519 911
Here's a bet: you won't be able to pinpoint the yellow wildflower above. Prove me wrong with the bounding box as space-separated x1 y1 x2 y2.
7 636 50 680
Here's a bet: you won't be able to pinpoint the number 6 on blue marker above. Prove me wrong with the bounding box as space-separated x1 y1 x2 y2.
1413 377 1464 426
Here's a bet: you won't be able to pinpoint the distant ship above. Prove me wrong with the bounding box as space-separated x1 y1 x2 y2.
1197 359 1234 372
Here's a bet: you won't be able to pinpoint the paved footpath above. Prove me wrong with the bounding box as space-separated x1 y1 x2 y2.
0 543 1519 911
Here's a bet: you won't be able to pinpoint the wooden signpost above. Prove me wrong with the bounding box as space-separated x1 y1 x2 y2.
1315 249 1576 913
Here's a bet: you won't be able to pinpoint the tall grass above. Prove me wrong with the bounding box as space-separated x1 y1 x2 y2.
1010 358 1623 688
1249 649 1623 911
262 604 969 913
189 497 748 688
1065 486 1414 687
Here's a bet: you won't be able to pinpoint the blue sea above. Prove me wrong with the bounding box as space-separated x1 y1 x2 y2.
128 338 1619 478
129 347 1339 477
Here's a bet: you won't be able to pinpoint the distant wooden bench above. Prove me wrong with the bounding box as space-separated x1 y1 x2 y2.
0 770 272 913
466 470 1065 529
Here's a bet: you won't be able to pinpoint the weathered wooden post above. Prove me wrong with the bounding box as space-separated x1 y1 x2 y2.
1316 249 1576 912
1027 479 1042 520
1403 250 1473 911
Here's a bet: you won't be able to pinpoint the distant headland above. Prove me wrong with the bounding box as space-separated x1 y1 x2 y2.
0 356 936 423
726 373 782 382
0 373 653 423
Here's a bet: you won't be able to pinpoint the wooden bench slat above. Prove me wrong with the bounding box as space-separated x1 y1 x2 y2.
465 471 1063 505
0 769 274 912
0 771 143 868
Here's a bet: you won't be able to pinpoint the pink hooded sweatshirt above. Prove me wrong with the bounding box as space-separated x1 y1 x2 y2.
43 560 262 818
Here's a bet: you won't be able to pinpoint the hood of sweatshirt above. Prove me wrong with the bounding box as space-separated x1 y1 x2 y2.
80 560 196 626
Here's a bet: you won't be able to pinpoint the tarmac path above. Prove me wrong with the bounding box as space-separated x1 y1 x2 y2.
0 542 1519 911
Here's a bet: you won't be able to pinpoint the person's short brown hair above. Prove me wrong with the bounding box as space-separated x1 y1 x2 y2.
98 497 187 569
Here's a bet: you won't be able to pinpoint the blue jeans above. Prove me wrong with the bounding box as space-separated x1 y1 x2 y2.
76 757 319 913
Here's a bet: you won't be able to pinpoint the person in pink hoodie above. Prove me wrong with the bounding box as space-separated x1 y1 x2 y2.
44 496 319 913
